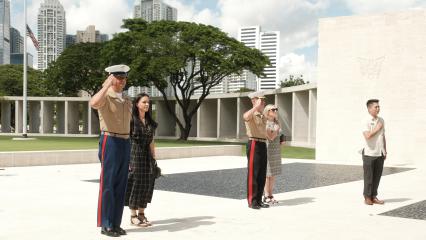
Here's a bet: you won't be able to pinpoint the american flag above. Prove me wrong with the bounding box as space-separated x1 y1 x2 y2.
26 24 40 50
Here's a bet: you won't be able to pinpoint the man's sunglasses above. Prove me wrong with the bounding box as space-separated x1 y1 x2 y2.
113 73 128 80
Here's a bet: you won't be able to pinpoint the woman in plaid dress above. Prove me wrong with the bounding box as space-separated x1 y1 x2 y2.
125 93 158 227
263 104 283 204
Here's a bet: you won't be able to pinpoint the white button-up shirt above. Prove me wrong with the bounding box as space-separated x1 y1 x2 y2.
363 116 386 157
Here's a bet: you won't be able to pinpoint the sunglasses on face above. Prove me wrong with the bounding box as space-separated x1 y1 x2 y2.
269 108 278 112
113 74 128 80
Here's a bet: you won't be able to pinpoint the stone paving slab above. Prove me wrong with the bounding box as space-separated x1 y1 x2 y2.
86 163 413 199
380 200 426 220
1 156 425 240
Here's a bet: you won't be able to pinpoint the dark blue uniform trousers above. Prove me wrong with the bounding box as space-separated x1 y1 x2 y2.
97 134 130 228
246 140 267 207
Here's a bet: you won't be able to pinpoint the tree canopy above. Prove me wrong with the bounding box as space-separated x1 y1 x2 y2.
280 75 307 88
0 64 47 96
104 19 270 139
44 42 108 96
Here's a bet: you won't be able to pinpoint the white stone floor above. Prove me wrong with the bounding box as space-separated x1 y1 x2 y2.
0 156 425 240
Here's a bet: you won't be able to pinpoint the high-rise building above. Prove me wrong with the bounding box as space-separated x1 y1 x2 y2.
229 26 280 91
259 31 280 90
11 53 33 67
0 0 10 64
76 25 109 44
134 0 177 22
37 0 66 70
65 34 76 48
10 27 23 54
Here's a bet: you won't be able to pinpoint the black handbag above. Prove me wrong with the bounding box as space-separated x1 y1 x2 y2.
279 134 285 143
152 158 162 179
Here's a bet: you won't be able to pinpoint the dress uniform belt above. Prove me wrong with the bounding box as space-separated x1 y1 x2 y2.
102 131 130 139
248 137 267 143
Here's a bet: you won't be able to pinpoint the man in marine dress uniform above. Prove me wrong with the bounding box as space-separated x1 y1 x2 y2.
90 64 132 237
243 91 270 209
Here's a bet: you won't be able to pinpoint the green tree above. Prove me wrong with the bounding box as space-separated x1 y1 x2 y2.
44 42 108 96
0 64 47 96
103 19 270 140
280 75 307 88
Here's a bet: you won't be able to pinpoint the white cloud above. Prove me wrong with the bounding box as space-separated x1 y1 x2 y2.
344 0 426 14
217 0 329 52
279 53 317 83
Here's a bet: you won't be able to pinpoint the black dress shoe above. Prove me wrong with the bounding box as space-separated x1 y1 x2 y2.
101 227 120 237
250 204 261 209
258 202 270 208
114 227 126 235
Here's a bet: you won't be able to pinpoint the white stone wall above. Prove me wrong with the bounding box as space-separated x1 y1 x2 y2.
316 10 426 166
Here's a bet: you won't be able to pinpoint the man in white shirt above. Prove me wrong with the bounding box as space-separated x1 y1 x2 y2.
362 99 387 205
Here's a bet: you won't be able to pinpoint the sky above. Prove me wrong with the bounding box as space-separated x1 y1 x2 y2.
10 0 426 82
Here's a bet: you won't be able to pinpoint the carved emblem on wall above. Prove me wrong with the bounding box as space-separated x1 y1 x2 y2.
357 56 385 80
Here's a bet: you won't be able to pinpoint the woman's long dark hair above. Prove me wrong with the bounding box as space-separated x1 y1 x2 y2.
132 93 158 129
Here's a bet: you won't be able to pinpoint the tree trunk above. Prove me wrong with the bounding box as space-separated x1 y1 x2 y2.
178 121 192 140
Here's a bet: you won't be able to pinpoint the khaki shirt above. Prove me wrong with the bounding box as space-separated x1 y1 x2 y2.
363 116 386 157
245 111 267 139
96 89 132 135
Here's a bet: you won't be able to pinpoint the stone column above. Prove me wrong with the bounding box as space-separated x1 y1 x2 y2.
276 93 293 141
42 101 54 133
308 89 317 145
67 101 80 134
1 101 12 133
292 91 309 144
56 102 65 134
15 100 23 134
29 101 41 133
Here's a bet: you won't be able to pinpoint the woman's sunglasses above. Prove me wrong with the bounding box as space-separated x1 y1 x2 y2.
269 108 278 112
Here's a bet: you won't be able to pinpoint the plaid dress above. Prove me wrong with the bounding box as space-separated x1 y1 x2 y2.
266 121 282 177
125 117 156 209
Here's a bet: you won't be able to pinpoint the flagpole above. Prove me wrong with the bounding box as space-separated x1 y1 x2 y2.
23 0 28 138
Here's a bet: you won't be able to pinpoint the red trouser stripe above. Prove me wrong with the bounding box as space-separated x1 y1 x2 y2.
248 140 256 207
97 135 108 227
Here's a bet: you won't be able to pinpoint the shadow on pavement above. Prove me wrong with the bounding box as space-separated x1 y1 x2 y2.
382 198 411 203
271 197 315 207
126 216 215 233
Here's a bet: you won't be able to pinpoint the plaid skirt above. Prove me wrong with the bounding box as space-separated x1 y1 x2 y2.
266 137 282 177
125 143 155 209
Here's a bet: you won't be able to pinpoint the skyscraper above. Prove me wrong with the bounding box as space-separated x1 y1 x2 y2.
134 0 177 22
259 31 280 90
76 25 109 43
37 0 66 70
10 27 23 54
65 34 76 48
0 0 10 64
228 26 280 91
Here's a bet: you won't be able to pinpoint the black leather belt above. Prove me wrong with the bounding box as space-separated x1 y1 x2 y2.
249 137 267 143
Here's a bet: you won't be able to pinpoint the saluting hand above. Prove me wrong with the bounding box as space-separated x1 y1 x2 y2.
254 98 262 110
102 74 115 88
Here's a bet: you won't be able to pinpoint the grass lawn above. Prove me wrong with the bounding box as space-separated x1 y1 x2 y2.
0 136 315 159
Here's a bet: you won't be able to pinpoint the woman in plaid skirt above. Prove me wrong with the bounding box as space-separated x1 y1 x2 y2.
125 93 158 227
263 104 283 204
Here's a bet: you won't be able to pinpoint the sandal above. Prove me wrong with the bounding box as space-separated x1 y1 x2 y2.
269 196 279 204
263 195 272 204
138 213 152 226
130 215 149 227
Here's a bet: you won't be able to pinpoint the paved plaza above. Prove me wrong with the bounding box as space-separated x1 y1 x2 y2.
1 156 425 240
